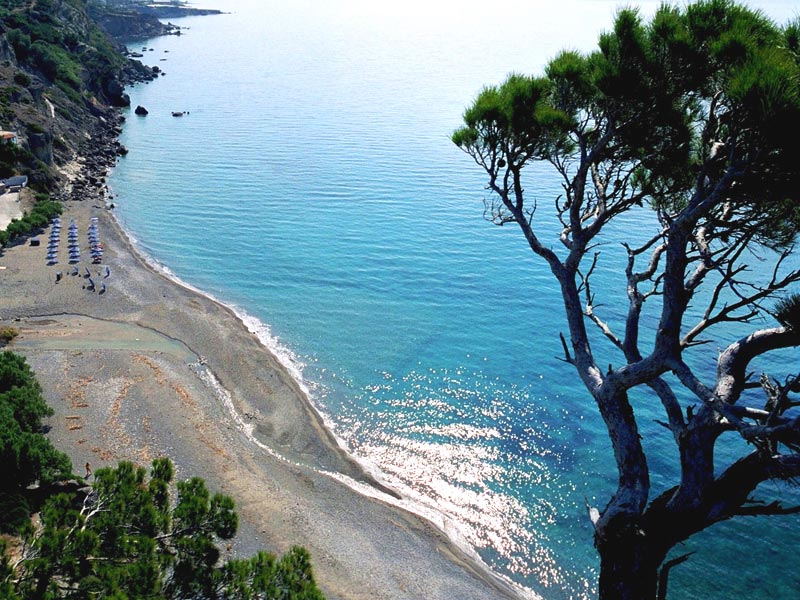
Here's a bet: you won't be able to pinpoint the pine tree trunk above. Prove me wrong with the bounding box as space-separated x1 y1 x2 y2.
597 529 665 600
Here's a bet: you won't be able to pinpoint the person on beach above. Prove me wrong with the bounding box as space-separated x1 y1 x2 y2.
85 462 92 479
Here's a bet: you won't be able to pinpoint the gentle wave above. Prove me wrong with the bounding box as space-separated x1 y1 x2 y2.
109 203 540 599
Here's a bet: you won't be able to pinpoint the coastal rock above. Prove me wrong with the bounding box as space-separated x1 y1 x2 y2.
28 131 53 165
104 79 131 107
89 8 173 40
134 105 149 116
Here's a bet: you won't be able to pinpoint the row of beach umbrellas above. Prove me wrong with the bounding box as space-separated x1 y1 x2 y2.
46 217 62 265
88 217 104 264
46 217 104 265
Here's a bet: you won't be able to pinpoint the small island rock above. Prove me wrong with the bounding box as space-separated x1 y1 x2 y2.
135 105 149 116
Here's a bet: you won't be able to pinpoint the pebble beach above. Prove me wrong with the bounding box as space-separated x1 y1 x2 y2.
0 156 527 600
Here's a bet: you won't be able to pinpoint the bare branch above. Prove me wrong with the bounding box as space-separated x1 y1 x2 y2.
558 332 575 365
657 553 695 600
736 499 800 517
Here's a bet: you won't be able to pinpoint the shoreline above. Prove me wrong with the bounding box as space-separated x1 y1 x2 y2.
0 124 531 600
103 202 404 502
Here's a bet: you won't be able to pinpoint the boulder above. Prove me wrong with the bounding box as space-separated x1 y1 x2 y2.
134 105 149 116
28 131 53 164
104 78 130 107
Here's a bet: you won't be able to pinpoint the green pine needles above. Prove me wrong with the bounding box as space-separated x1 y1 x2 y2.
8 458 325 600
0 352 326 599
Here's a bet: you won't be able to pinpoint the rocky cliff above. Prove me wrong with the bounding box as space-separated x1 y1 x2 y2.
0 0 160 190
88 1 222 40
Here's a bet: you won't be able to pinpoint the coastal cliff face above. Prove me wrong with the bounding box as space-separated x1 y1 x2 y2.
0 0 158 190
87 2 178 40
88 0 222 39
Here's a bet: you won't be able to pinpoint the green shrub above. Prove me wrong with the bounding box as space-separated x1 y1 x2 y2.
0 197 61 248
12 71 31 86
0 327 18 344
26 122 45 134
0 351 72 491
0 491 30 534
6 28 31 61
11 459 326 599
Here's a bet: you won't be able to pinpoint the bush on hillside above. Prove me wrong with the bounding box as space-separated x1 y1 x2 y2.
0 196 62 248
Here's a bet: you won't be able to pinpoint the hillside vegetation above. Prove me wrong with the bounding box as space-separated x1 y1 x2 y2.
0 0 155 188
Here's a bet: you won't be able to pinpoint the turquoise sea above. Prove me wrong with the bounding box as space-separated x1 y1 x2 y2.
108 1 800 598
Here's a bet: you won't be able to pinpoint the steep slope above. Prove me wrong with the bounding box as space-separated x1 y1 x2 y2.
0 0 158 190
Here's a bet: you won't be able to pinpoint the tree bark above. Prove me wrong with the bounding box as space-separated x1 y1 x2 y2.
596 526 666 600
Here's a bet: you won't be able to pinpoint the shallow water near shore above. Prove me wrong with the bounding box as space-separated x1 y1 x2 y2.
109 1 800 598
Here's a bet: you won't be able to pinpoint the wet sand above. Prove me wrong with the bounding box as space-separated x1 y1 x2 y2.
0 192 530 599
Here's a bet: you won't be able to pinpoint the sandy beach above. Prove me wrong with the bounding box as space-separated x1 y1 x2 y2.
0 167 527 599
